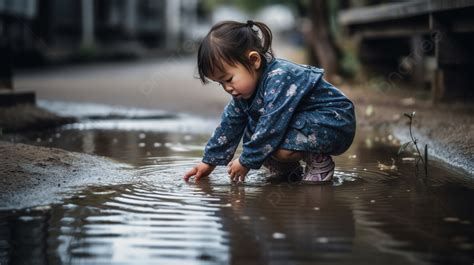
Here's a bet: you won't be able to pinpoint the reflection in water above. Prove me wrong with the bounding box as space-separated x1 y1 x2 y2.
1 119 473 264
207 183 356 264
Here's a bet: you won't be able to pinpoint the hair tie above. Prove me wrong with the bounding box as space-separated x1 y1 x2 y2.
246 20 254 27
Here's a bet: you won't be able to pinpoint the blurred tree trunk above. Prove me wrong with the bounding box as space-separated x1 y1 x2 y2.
307 0 341 82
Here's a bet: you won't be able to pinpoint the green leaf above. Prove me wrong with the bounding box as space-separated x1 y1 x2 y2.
398 141 412 155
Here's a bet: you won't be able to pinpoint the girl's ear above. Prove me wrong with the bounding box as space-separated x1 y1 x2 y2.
248 51 262 70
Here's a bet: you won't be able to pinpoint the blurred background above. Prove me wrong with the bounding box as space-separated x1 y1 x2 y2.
0 0 473 118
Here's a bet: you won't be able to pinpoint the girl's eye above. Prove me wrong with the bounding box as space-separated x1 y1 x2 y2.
226 77 233 83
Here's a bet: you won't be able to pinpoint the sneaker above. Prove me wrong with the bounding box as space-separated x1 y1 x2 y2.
302 154 335 184
263 157 303 183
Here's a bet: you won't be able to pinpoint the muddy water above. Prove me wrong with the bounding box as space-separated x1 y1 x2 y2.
1 117 473 265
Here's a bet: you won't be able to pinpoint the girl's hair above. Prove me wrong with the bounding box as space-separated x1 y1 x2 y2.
197 20 274 84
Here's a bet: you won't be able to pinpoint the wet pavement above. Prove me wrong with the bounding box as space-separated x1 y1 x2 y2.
15 58 229 117
1 102 473 265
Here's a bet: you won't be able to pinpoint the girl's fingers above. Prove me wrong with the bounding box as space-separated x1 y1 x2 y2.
228 164 235 177
229 171 237 182
194 171 203 181
239 174 245 182
231 172 243 182
183 167 197 181
227 161 234 174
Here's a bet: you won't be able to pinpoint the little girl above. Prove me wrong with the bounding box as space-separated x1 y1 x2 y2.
184 20 356 184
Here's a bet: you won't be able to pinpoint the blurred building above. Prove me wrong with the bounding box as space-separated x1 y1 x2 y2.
0 0 199 65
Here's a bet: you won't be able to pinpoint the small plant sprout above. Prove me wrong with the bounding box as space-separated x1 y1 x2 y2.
398 111 428 177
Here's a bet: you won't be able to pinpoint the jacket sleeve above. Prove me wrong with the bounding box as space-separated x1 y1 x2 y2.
239 71 321 169
202 99 248 166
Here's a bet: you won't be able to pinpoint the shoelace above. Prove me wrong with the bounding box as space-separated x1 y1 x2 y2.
308 162 334 174
306 157 334 174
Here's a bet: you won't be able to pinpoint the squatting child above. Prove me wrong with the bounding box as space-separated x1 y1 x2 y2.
184 20 356 184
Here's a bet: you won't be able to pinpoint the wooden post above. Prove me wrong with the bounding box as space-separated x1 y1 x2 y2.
0 15 37 106
124 0 137 37
166 0 180 50
411 35 425 86
81 0 95 47
430 14 474 102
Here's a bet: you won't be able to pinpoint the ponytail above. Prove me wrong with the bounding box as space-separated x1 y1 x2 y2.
197 20 274 84
246 20 274 61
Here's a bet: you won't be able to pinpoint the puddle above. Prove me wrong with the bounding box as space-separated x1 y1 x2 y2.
1 105 473 264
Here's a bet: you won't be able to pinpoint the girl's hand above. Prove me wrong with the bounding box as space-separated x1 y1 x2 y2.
183 162 216 182
227 157 250 182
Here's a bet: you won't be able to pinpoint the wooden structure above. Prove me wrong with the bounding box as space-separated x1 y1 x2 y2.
0 0 36 106
0 44 36 106
0 44 13 90
339 0 474 102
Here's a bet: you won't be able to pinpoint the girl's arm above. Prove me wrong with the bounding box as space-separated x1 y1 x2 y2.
202 99 247 165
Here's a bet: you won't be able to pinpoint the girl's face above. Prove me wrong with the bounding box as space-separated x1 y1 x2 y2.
209 51 262 100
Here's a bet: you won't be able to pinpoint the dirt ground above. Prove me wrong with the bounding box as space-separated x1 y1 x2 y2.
343 83 473 176
0 141 137 210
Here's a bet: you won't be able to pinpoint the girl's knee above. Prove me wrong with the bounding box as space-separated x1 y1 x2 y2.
272 149 303 162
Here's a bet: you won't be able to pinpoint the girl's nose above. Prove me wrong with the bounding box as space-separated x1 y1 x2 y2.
224 85 233 93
